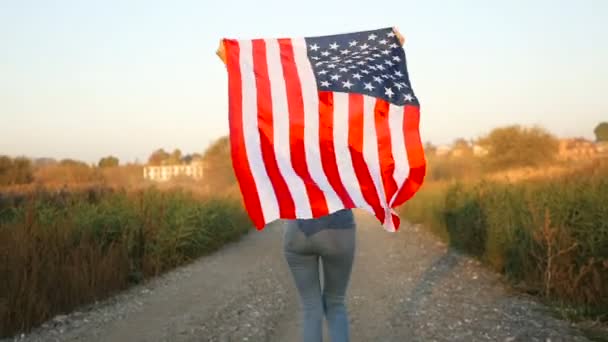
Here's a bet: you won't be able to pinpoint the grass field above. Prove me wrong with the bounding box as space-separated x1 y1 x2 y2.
0 185 251 338
398 160 608 322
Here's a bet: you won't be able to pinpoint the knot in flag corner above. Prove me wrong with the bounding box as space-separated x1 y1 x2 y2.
383 207 399 232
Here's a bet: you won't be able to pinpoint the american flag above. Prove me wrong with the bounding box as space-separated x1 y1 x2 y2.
222 27 426 232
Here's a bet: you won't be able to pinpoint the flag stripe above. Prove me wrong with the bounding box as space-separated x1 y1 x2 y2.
388 103 409 201
363 96 390 227
333 93 371 212
392 105 426 207
363 96 387 203
390 211 400 232
224 39 265 229
291 38 345 214
373 99 398 204
278 38 329 218
252 39 297 218
265 39 312 218
349 94 385 222
238 39 280 223
403 105 426 169
318 91 356 209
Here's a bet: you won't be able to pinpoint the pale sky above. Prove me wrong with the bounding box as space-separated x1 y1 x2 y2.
1 0 607 164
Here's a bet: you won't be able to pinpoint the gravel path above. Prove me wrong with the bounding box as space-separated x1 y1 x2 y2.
5 211 591 342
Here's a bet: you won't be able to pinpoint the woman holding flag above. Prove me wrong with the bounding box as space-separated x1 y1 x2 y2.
218 26 416 342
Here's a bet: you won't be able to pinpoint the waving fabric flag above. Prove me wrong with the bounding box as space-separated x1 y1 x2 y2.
221 27 426 232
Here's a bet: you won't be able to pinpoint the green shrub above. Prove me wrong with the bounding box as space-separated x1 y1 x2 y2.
398 181 449 241
399 162 608 320
443 182 487 257
0 186 251 338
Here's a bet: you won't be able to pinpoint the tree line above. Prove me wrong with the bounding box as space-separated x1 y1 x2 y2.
146 148 203 166
1 122 606 187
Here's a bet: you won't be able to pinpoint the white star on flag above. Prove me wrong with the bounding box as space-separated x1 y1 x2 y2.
385 87 394 98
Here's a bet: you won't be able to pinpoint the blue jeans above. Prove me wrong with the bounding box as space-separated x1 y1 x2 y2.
283 214 356 342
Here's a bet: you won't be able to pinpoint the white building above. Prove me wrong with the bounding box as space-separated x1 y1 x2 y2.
143 161 204 182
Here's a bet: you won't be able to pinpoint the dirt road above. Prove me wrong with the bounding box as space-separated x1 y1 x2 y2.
8 212 590 342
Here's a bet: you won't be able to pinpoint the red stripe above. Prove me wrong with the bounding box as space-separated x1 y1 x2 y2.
278 38 329 218
348 94 385 223
318 91 355 209
391 212 401 231
374 99 398 204
224 39 265 229
392 105 426 207
251 39 296 218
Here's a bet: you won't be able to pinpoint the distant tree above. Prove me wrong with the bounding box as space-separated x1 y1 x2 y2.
98 156 119 168
594 122 608 142
0 156 12 185
478 125 558 170
424 142 437 156
453 138 470 149
451 138 473 157
0 156 33 186
166 149 182 164
12 157 34 184
202 136 236 191
180 152 203 163
181 154 193 163
59 159 89 168
148 148 170 165
33 158 57 168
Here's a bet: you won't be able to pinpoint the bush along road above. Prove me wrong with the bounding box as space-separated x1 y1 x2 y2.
4 213 594 342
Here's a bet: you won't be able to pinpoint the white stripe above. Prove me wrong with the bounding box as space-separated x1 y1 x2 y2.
362 95 387 207
239 40 280 222
332 93 372 212
388 104 410 205
291 38 344 214
265 39 311 218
